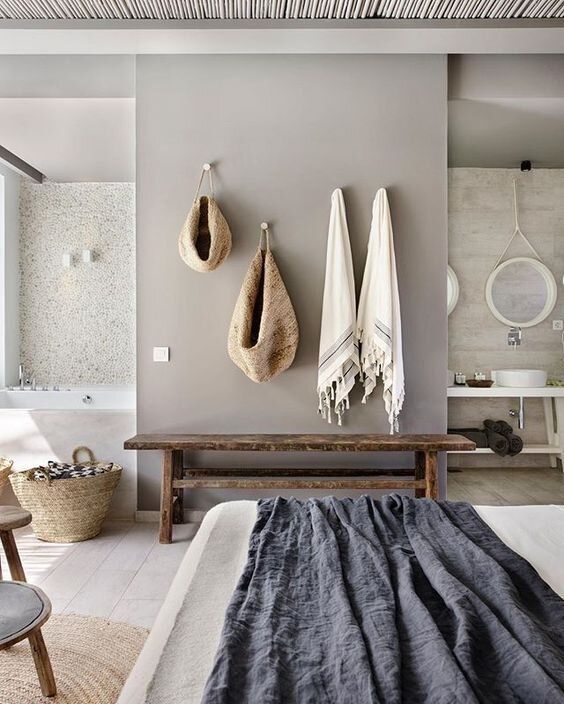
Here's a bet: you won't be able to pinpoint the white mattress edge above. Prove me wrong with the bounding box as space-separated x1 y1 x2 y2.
116 500 257 704
119 501 564 704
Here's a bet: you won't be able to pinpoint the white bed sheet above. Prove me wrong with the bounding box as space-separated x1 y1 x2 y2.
118 502 564 704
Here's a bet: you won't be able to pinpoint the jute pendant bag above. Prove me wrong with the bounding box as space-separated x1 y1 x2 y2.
228 224 299 383
178 163 232 272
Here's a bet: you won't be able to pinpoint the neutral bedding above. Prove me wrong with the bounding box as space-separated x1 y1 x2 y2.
118 499 564 704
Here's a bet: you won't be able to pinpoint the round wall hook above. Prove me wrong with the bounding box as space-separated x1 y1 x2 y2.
261 222 269 231
202 163 211 171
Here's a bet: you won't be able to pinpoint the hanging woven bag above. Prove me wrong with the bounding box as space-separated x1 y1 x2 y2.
228 223 299 383
178 163 232 272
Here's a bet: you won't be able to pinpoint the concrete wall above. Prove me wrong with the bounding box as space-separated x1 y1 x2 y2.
136 54 448 510
0 163 20 388
448 167 564 466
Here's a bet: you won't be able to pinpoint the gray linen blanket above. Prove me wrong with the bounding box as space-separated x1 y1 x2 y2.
201 495 564 704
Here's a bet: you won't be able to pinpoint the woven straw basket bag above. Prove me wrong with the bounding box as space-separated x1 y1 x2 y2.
10 447 122 543
178 164 232 273
0 457 12 497
228 225 299 383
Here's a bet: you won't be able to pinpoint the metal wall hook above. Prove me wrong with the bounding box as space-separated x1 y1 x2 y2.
259 222 270 250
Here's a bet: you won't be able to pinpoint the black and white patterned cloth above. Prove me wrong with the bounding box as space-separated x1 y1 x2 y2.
32 461 114 481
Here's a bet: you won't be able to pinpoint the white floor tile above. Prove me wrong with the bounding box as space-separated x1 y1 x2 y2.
3 519 194 629
49 597 71 614
110 598 164 629
99 522 158 573
65 569 137 618
120 557 182 600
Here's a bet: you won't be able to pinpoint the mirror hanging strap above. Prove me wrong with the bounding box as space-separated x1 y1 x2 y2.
491 180 543 272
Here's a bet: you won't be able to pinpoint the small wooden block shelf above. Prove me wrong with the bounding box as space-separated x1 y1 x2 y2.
125 433 475 543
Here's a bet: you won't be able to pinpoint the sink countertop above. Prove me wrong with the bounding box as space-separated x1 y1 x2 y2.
448 386 564 397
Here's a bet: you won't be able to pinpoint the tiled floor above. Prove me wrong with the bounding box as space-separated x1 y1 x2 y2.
448 466 564 505
1 520 197 629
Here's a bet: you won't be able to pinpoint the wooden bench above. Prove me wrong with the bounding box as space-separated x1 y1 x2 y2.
124 434 475 543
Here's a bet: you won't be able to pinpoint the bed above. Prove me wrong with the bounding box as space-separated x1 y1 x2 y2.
118 500 564 704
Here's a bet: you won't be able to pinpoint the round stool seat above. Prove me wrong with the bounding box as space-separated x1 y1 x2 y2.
0 582 51 649
0 506 32 531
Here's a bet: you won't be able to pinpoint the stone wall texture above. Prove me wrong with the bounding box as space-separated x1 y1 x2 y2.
19 181 135 386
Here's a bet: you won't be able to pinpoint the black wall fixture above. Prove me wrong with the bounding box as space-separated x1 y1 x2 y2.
0 145 44 183
520 160 532 172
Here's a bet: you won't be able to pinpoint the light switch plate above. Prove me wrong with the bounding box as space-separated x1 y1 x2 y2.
153 346 170 362
552 320 563 331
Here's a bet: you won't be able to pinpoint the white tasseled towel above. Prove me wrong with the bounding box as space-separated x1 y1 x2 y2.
317 189 360 425
357 188 405 433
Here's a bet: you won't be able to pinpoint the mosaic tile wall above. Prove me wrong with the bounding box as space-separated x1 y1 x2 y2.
20 181 135 385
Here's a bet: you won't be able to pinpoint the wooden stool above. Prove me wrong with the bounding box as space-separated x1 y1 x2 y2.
0 506 32 581
0 581 57 697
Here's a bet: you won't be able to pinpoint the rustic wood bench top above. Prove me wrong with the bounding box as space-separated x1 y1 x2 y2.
124 433 475 543
124 433 475 452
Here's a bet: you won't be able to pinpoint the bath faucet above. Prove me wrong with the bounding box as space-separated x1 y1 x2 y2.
508 327 522 348
18 364 36 390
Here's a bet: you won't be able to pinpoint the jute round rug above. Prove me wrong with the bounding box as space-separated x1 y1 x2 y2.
0 613 147 703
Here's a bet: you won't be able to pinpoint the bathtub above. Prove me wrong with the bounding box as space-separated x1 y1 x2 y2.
0 385 135 410
0 385 136 519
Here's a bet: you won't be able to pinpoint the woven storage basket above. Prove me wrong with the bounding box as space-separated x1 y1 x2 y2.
0 457 13 497
9 447 122 543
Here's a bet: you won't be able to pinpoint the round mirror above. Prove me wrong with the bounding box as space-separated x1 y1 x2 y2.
485 257 557 328
447 265 459 316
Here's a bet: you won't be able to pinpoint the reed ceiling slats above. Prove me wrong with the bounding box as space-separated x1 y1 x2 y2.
1 0 564 19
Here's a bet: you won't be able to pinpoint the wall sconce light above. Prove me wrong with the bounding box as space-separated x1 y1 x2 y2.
82 249 93 264
62 253 72 268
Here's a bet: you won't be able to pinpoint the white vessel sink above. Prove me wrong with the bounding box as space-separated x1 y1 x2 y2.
492 369 547 388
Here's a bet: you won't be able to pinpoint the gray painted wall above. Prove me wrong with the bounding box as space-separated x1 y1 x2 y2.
0 55 134 97
136 54 448 510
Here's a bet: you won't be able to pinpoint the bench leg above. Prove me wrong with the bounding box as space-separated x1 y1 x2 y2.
414 451 426 498
159 450 174 544
1 530 26 581
424 451 438 499
172 450 184 525
29 629 57 697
